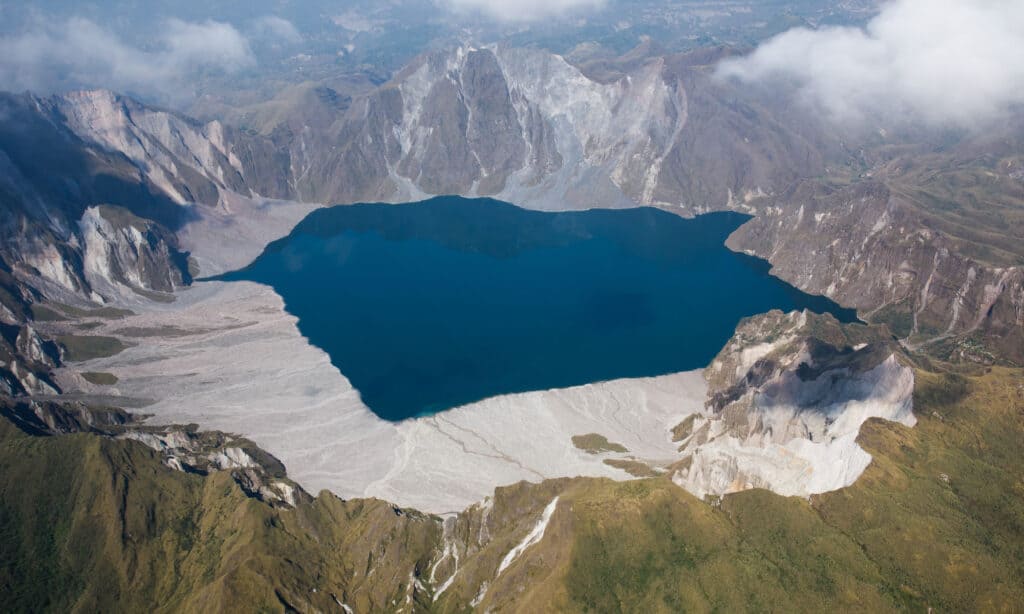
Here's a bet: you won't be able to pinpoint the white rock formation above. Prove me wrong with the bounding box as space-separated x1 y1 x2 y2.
55 90 246 205
78 206 189 297
675 356 915 498
674 310 916 500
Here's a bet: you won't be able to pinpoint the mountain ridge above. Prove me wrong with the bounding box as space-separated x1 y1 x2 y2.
3 354 1022 612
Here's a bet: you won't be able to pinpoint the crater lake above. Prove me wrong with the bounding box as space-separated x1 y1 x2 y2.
216 197 857 421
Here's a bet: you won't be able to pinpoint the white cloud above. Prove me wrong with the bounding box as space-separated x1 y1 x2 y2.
440 0 606 22
161 19 255 72
718 0 1024 129
0 17 255 103
249 16 303 45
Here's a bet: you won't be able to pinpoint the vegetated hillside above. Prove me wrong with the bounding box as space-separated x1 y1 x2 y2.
2 364 1022 612
0 413 442 613
435 366 1024 612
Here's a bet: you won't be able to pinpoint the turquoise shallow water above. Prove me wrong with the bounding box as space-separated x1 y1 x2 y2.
217 196 857 421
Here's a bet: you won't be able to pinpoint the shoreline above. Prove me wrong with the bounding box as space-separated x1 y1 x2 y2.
58 279 707 512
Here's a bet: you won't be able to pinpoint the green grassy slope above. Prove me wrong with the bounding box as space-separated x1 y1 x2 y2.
1 366 1021 612
0 419 441 613
445 367 1024 612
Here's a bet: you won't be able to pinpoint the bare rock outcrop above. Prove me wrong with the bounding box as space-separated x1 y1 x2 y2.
728 181 1024 365
0 324 60 395
673 310 915 499
79 205 192 296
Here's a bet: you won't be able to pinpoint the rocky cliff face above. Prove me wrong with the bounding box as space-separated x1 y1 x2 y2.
673 310 915 499
0 94 205 395
728 181 1024 365
0 396 305 508
0 93 196 304
48 90 292 206
0 397 129 435
186 45 832 210
380 45 825 209
78 205 192 297
4 360 1024 612
0 324 61 395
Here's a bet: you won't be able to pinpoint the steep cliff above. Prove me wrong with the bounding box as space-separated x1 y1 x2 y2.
78 206 192 297
0 93 195 302
0 324 61 395
206 45 832 210
728 181 1024 365
48 90 292 206
10 46 1016 373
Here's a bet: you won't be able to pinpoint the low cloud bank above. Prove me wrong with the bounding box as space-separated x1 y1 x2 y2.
440 0 606 22
719 0 1024 129
0 16 295 103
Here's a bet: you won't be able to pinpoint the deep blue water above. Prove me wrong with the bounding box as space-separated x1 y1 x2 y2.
217 197 857 421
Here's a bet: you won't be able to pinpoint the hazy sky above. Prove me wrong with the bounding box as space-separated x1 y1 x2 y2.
0 15 299 103
441 0 607 21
